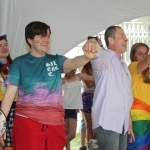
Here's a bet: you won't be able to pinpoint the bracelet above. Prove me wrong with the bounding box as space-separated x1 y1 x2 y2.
100 45 103 47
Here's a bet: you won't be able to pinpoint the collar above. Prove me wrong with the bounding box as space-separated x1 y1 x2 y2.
107 49 124 63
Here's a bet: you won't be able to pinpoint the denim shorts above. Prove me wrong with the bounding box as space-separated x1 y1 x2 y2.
64 109 77 119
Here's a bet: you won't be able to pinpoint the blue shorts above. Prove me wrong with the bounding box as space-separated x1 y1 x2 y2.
81 92 93 113
64 109 77 119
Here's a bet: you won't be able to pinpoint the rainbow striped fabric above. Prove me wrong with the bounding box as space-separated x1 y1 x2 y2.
127 62 150 150
127 98 150 150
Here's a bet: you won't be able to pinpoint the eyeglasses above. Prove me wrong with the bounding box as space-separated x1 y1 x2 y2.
0 34 7 39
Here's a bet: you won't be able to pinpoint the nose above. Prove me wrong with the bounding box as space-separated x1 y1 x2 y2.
125 36 128 41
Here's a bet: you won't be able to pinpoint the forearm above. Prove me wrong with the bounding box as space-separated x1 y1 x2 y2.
86 81 95 87
63 55 90 73
1 86 18 117
137 54 150 73
87 76 94 81
82 80 95 87
64 39 97 73
129 115 132 127
80 73 94 81
72 55 90 68
1 96 14 117
145 54 150 66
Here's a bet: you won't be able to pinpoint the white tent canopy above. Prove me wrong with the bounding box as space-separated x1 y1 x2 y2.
0 0 150 59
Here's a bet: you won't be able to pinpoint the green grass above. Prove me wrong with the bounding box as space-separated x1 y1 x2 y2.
64 114 82 150
63 132 80 150
70 132 80 150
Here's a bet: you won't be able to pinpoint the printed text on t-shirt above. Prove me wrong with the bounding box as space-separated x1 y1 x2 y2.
45 61 59 76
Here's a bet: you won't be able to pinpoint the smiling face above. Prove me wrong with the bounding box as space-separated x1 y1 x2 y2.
28 29 51 57
114 28 128 54
108 27 128 57
134 46 149 62
0 39 9 60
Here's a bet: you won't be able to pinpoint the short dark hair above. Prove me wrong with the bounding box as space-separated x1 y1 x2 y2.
130 43 149 62
25 21 51 48
104 26 121 47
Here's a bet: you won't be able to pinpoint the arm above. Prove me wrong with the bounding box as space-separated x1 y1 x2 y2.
63 39 98 73
81 69 95 88
90 43 107 71
1 85 18 118
0 85 18 146
137 54 150 73
77 73 94 81
97 36 105 50
82 78 95 88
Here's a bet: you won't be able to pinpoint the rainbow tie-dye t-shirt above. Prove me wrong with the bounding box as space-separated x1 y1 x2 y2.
5 53 67 125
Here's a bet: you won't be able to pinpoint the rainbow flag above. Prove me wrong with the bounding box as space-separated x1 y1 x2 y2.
127 98 150 150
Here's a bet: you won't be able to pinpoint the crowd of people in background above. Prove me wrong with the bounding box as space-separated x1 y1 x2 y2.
0 21 150 150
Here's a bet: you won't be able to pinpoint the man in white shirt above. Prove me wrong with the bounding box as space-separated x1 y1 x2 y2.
91 26 134 150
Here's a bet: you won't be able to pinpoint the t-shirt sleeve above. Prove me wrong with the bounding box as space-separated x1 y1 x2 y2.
128 62 138 76
128 61 141 88
5 58 20 86
57 55 68 73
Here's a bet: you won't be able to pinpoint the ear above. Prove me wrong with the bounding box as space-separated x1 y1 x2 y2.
27 38 33 45
108 37 114 45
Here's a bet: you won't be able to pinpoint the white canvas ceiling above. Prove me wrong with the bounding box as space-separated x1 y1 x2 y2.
0 0 150 59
